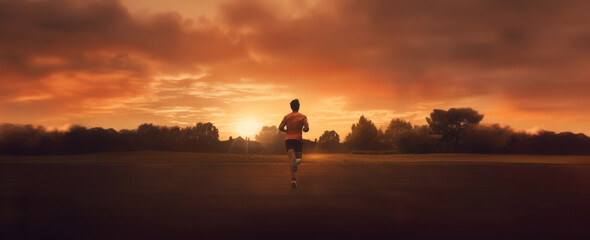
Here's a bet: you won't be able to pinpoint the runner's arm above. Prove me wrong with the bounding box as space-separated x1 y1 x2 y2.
303 119 309 132
279 118 287 132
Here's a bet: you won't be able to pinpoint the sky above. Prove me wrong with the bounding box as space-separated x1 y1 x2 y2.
1 0 589 140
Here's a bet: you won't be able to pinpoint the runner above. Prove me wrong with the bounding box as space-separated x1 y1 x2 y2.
279 99 309 188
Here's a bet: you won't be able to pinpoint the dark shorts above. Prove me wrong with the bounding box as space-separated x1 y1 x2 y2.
285 139 303 152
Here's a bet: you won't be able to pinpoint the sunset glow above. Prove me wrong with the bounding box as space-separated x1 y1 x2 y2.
235 119 264 138
1 0 589 140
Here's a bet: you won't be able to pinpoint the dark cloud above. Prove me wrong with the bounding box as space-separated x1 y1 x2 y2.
1 0 589 135
216 0 590 107
0 0 250 125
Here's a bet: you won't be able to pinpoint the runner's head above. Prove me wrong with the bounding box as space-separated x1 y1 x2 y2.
290 99 300 112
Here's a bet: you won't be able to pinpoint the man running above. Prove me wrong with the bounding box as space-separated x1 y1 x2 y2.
279 99 309 188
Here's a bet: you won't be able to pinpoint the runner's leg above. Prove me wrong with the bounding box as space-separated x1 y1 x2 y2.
287 149 296 178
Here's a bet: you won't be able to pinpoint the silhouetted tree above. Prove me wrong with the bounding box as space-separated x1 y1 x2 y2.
193 122 220 151
1 112 589 155
317 130 340 153
426 108 484 150
384 118 413 151
255 126 286 154
0 124 47 154
194 122 219 140
462 124 513 153
118 128 141 151
531 131 590 155
345 115 379 151
86 127 119 152
225 136 264 154
137 123 162 149
397 125 439 153
62 125 92 154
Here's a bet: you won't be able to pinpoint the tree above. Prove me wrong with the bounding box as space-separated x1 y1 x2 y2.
317 130 340 153
426 108 483 149
194 122 219 140
397 125 439 153
384 118 413 150
462 124 513 153
255 126 286 154
0 124 48 154
193 122 220 151
345 115 379 151
137 123 161 149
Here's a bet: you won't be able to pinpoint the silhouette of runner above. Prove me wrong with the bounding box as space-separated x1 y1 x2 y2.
279 99 309 188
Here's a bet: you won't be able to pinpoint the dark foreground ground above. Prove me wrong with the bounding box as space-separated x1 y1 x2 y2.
1 152 590 239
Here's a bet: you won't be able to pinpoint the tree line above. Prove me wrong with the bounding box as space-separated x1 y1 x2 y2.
337 108 590 154
0 123 222 155
0 108 589 155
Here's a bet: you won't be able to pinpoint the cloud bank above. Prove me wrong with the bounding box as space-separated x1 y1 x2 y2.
1 0 589 138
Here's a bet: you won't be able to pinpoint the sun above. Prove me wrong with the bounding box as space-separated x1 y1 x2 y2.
235 119 264 138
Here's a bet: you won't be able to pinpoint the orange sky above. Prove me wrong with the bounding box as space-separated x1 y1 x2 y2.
1 0 589 140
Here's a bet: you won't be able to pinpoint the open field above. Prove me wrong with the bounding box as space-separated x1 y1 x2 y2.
2 152 590 239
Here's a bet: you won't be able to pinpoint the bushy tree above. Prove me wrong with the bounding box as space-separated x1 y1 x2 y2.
426 108 483 149
462 124 513 153
384 118 413 150
317 130 340 153
136 122 219 152
193 122 220 151
194 122 219 140
137 123 162 149
345 115 379 151
531 131 590 155
63 125 92 153
0 124 48 154
397 125 439 153
255 126 286 154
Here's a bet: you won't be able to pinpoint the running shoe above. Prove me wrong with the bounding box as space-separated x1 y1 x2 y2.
291 178 297 188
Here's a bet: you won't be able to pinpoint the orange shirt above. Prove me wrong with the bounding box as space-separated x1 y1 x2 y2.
282 112 307 141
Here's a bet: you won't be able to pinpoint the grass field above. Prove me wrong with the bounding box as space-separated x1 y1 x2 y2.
2 152 590 239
